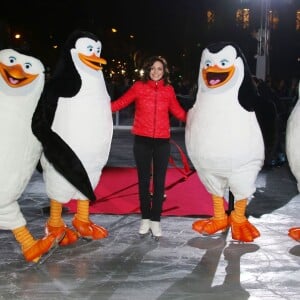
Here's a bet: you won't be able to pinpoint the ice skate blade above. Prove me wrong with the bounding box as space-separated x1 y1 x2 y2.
200 232 225 238
150 230 161 241
153 236 160 241
33 244 59 266
139 232 150 238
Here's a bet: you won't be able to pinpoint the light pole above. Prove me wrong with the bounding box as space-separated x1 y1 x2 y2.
256 0 271 81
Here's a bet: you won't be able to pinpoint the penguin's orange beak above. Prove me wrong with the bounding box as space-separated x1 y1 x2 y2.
78 53 107 70
202 64 235 88
0 62 39 88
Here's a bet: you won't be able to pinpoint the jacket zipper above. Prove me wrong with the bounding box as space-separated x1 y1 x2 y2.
153 81 158 137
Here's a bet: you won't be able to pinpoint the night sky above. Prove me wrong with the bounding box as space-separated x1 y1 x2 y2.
0 0 299 80
1 0 202 51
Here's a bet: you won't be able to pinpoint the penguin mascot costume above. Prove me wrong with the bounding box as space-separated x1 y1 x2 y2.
32 30 113 246
185 42 264 242
0 48 57 262
285 80 300 242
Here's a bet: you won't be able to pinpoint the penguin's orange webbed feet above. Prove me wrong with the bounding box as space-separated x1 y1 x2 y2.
45 222 78 246
288 227 300 242
192 216 229 235
230 217 260 242
23 234 57 263
72 217 108 239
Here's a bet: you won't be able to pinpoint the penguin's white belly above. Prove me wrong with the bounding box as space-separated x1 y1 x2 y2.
0 104 41 228
53 94 112 166
0 103 42 200
286 101 300 186
42 91 113 200
185 102 264 173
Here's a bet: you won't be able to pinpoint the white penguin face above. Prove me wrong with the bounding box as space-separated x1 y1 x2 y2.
0 49 45 95
71 37 106 72
198 45 244 94
75 37 102 57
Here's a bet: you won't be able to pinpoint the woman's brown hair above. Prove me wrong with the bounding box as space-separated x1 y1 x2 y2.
141 56 171 85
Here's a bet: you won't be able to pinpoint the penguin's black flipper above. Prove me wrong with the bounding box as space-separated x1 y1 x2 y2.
231 42 279 164
32 81 96 201
253 78 280 166
41 130 95 201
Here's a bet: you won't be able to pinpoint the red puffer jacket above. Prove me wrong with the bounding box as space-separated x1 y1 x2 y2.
111 80 187 138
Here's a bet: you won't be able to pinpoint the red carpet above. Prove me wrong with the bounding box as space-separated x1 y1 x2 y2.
65 167 227 217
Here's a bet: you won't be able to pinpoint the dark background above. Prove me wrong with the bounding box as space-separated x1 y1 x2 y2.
0 0 299 83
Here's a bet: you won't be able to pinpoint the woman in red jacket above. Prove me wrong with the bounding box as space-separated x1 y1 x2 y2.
111 56 187 239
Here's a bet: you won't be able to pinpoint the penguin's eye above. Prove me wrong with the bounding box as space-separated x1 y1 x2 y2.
87 45 93 53
204 59 212 68
8 56 16 64
24 62 32 70
96 47 101 55
218 59 230 68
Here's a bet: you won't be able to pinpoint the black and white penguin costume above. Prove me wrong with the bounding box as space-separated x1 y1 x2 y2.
32 30 113 244
286 80 300 242
185 42 264 242
0 48 56 262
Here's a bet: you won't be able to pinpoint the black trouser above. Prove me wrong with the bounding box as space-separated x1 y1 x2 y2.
133 135 170 221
